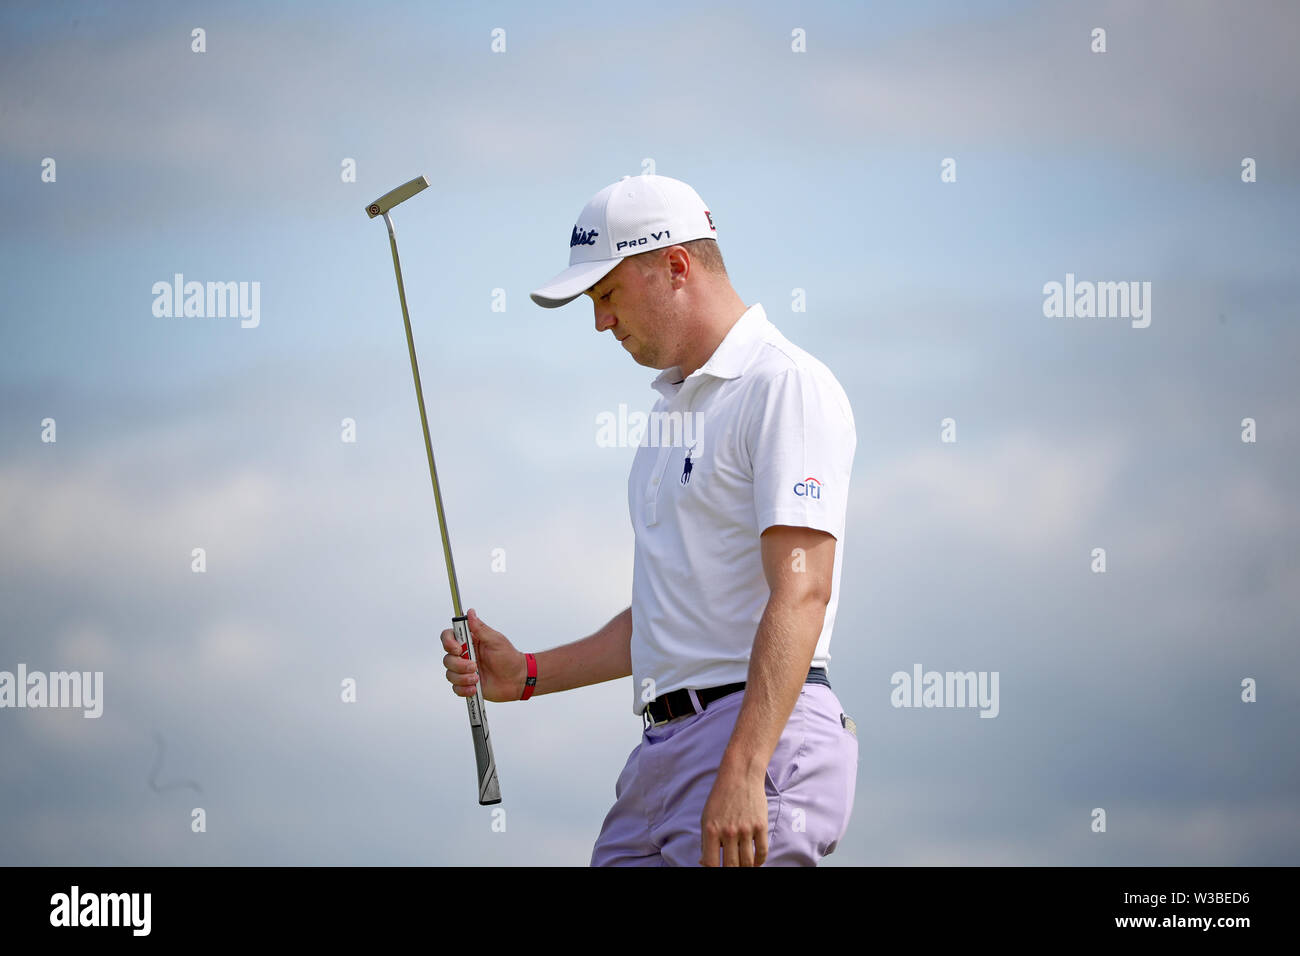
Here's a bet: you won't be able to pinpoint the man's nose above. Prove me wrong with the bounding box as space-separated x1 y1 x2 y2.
594 306 615 333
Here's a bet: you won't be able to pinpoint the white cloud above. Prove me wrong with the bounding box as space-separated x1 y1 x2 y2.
856 429 1131 552
809 0 1300 165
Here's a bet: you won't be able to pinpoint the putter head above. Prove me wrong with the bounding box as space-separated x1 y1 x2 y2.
365 175 430 218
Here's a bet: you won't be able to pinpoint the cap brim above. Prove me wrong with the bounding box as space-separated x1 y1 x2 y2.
530 257 621 309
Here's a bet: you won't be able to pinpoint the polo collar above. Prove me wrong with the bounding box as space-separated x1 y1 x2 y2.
650 303 769 399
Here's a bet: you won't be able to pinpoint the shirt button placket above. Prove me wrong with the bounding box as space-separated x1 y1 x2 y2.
645 444 671 525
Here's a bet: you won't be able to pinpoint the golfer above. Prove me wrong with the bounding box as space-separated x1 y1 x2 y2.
440 174 858 866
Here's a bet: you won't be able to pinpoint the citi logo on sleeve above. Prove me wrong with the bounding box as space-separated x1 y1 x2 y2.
571 225 599 247
793 477 822 499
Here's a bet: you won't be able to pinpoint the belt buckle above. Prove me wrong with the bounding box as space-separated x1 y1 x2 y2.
643 697 672 730
643 687 702 730
643 705 664 731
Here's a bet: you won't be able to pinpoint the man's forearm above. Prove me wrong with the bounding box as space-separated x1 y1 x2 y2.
719 593 827 781
533 606 633 696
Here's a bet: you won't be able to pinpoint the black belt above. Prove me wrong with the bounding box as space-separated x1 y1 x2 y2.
643 667 830 727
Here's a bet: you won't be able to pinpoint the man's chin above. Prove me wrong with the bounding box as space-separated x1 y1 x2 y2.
623 344 656 368
620 340 669 370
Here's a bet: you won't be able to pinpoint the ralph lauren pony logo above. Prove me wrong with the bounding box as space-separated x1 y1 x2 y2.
571 225 599 247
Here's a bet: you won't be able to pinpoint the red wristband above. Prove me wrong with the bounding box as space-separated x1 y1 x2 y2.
520 653 537 700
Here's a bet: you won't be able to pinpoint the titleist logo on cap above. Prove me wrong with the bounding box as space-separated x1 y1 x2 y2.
571 226 599 247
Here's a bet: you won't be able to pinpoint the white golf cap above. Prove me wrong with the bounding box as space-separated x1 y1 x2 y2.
530 174 718 308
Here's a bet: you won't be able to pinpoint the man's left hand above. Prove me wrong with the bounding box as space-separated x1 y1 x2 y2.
700 764 769 866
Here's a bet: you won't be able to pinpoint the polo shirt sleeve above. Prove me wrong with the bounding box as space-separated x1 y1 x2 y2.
746 365 856 540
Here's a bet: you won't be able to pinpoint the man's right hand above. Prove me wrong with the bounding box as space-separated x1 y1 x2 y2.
440 607 526 703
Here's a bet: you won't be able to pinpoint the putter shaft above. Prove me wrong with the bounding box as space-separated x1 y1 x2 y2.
371 191 501 806
383 211 464 616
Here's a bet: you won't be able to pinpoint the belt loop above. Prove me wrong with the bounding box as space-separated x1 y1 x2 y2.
686 687 703 715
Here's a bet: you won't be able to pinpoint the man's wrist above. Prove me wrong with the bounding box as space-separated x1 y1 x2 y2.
718 745 768 784
520 652 537 700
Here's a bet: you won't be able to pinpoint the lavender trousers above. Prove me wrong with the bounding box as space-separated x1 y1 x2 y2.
590 682 858 866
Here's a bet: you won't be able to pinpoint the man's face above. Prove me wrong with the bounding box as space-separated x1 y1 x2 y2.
583 253 672 369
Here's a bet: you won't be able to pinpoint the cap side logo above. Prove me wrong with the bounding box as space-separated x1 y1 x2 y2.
571 225 599 247
705 210 715 230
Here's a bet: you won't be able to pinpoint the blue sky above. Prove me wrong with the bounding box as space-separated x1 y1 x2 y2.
1 0 1297 865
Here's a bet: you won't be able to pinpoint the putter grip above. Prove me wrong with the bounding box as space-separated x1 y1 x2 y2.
454 615 502 805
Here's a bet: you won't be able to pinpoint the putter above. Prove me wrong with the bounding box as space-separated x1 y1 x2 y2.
366 175 502 806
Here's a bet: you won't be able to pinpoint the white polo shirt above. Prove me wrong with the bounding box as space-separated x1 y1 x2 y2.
627 302 856 715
